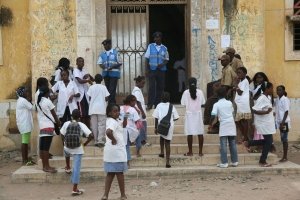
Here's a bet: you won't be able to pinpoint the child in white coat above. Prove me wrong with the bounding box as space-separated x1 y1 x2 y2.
16 87 35 165
181 77 206 156
153 92 179 168
210 87 238 168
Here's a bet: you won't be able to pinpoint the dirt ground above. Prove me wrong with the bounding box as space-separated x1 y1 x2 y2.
1 143 300 200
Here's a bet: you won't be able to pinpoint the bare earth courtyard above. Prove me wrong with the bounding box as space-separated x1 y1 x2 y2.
1 148 300 200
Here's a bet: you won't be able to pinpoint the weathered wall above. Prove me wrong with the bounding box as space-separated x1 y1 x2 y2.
30 0 77 89
29 0 78 154
265 0 300 98
221 0 265 77
0 0 31 99
264 0 300 141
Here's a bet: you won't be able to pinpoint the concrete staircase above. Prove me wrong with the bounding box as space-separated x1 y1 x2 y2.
11 105 300 183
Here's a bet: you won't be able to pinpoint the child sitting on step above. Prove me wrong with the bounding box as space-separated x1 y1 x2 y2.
153 92 179 168
60 109 93 196
210 87 238 168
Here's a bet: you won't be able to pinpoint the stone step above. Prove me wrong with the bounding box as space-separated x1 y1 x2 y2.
147 134 219 144
12 161 300 183
83 144 249 157
37 153 278 169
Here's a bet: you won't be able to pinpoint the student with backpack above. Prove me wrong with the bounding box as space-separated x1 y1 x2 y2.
60 109 93 196
52 69 80 174
87 74 110 147
153 92 179 168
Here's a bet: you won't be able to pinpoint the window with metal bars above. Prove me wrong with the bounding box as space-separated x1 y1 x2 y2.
294 23 300 50
294 0 300 50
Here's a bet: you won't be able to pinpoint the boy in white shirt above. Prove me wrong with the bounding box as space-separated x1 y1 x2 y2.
60 109 93 195
16 87 35 166
210 87 238 168
73 57 94 127
87 74 110 146
275 85 291 162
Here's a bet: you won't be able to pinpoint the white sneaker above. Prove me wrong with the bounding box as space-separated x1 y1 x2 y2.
231 162 238 167
217 163 228 168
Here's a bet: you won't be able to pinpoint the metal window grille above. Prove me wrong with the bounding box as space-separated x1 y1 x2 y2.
294 0 300 50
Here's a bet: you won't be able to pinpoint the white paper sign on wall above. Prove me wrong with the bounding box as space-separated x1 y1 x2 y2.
221 35 231 48
206 19 219 30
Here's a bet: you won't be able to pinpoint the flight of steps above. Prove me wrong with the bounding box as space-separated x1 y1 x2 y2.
11 105 300 183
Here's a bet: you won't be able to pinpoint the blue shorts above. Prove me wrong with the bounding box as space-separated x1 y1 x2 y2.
280 131 288 143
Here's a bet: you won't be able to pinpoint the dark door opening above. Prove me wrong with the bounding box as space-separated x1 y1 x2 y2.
149 4 186 103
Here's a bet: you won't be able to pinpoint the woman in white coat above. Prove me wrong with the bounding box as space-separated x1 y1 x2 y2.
181 77 206 156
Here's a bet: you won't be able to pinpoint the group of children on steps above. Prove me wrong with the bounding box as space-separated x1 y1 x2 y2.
16 56 290 198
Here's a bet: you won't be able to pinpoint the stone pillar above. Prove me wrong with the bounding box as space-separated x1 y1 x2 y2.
190 0 204 92
190 0 221 95
76 0 107 75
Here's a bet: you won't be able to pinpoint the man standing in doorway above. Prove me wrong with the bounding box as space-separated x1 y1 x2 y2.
97 39 122 103
145 32 169 110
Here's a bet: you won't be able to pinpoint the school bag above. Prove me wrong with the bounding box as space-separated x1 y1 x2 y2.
64 122 81 148
157 104 173 136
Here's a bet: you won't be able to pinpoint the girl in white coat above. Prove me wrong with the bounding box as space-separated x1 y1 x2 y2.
181 77 206 156
52 69 80 173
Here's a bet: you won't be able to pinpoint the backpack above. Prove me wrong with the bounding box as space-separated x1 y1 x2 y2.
50 67 63 86
64 122 81 149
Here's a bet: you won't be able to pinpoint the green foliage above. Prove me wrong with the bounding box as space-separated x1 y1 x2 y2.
0 6 13 26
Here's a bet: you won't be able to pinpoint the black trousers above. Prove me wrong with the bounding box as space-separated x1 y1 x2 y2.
248 134 273 164
148 70 165 106
104 77 118 104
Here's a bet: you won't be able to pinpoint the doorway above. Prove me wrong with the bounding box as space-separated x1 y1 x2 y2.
149 5 186 103
107 1 188 103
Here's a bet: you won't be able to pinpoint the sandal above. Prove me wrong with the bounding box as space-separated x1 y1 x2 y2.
25 160 36 166
279 158 288 162
259 163 272 167
43 168 57 173
243 141 251 153
72 189 84 196
65 167 71 174
184 152 193 156
101 196 108 200
158 154 164 158
166 164 171 168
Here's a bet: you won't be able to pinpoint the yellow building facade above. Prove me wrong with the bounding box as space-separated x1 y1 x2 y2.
0 0 299 150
